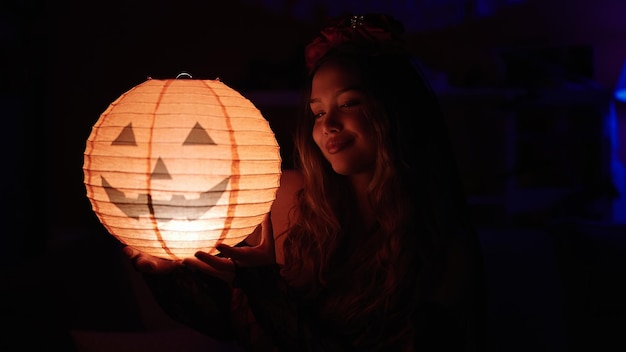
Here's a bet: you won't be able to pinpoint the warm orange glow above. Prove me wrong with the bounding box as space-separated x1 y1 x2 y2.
83 78 282 260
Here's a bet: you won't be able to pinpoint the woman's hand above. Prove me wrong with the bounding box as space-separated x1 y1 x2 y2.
183 212 275 283
123 246 183 274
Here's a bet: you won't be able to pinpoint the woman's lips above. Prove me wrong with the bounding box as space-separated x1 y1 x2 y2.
325 137 352 154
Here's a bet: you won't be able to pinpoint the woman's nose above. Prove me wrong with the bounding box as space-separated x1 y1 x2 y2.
322 110 342 134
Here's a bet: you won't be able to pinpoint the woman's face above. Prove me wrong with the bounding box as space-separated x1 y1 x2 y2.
309 59 377 177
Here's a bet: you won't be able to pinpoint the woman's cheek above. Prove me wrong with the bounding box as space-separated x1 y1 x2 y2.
312 123 324 149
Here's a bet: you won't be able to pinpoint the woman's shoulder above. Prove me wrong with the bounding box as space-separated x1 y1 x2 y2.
272 169 303 228
246 169 302 245
277 169 304 197
272 169 303 264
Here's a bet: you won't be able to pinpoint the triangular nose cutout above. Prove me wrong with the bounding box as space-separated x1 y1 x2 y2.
184 122 216 145
151 157 172 179
112 123 137 145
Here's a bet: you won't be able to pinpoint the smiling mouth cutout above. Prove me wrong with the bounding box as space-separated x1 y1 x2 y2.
102 176 231 221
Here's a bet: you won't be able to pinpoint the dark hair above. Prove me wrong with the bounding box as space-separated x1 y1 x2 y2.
282 13 477 348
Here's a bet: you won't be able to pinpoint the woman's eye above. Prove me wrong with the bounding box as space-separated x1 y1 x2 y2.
340 100 360 108
313 111 325 119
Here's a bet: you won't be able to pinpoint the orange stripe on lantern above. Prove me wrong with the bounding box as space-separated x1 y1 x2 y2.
202 80 240 255
150 79 175 258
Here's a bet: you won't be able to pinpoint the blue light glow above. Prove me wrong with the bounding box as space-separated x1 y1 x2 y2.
606 102 626 223
615 89 626 103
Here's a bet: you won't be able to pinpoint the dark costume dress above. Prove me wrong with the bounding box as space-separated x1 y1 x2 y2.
140 226 487 352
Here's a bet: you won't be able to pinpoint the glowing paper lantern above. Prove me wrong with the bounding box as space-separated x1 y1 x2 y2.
83 76 282 260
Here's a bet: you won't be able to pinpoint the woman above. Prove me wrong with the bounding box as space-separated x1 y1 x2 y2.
126 13 487 351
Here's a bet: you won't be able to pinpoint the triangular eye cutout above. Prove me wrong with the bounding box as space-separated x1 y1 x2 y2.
112 123 137 145
184 122 216 145
151 157 172 179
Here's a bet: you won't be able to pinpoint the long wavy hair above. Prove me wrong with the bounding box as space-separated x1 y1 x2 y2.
281 14 474 348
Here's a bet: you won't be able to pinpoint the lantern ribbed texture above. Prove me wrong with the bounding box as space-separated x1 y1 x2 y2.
83 78 282 260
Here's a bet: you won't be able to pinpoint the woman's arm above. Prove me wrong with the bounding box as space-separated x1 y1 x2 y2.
131 170 304 344
244 168 303 266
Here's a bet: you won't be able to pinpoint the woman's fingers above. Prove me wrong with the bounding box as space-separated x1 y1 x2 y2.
216 245 264 266
123 245 141 260
123 246 180 274
193 251 233 270
215 243 239 259
184 254 236 282
179 212 275 283
215 213 275 267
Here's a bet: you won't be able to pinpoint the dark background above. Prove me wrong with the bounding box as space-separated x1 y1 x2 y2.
1 0 625 351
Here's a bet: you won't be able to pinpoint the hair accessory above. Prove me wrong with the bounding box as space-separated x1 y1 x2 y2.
350 15 365 29
305 13 406 73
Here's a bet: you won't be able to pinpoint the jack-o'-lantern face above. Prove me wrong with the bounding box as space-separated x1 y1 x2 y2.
101 121 230 222
83 78 281 260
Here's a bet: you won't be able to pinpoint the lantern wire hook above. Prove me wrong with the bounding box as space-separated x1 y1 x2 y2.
176 72 193 79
